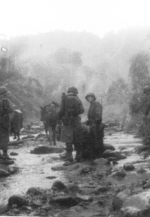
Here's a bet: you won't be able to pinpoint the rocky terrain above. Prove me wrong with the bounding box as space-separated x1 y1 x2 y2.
0 125 150 217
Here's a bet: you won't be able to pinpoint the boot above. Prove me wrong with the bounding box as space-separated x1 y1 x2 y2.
2 150 11 160
65 151 73 162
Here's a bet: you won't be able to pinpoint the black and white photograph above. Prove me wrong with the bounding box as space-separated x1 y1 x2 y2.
0 0 150 216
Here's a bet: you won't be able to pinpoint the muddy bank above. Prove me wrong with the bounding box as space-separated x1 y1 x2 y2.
1 131 150 216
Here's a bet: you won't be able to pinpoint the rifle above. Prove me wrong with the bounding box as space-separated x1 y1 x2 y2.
59 92 66 119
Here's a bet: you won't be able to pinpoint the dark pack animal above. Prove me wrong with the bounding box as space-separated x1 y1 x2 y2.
10 109 23 140
40 103 59 145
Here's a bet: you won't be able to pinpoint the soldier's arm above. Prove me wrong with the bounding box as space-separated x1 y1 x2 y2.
94 102 102 123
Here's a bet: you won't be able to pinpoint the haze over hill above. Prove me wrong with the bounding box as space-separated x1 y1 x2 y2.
1 26 150 122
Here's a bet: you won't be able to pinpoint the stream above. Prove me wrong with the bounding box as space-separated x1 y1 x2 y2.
0 131 149 206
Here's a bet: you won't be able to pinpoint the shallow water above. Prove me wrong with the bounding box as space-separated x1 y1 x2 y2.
104 132 142 166
0 140 66 204
0 131 147 205
105 132 150 185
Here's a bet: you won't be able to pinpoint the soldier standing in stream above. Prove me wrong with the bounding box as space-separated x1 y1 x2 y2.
85 93 104 159
58 87 84 162
0 86 14 159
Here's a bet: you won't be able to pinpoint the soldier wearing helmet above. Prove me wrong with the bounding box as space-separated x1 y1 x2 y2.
0 86 14 159
58 87 84 163
85 93 104 158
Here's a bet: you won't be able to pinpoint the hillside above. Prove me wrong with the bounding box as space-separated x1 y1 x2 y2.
0 27 150 122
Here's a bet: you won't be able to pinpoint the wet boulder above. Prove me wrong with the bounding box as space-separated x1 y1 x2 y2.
10 152 18 156
123 163 135 171
112 169 126 179
136 167 147 174
0 169 10 177
30 145 64 154
26 187 42 196
102 150 126 160
63 161 73 166
120 190 150 217
8 166 19 174
103 143 115 151
35 133 47 141
51 180 67 191
66 183 80 193
68 163 81 171
46 176 56 179
143 179 150 189
50 196 78 207
92 158 108 165
112 190 131 210
76 193 93 202
94 185 108 193
78 165 94 175
0 159 14 165
8 195 27 207
51 166 67 171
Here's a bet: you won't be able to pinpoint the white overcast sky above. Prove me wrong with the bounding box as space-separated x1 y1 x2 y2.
0 0 150 38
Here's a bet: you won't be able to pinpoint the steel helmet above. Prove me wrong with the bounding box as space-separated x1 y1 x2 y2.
85 93 96 101
67 87 78 94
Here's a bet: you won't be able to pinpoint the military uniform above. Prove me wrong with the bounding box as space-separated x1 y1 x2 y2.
86 93 104 158
59 87 84 162
0 87 14 158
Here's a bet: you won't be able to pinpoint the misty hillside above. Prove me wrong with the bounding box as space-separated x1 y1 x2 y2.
1 26 150 122
14 27 150 79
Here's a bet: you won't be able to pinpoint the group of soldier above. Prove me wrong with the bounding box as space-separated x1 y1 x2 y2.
58 86 104 163
0 85 104 162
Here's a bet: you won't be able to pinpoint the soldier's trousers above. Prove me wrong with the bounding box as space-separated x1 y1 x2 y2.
61 117 83 153
90 123 104 158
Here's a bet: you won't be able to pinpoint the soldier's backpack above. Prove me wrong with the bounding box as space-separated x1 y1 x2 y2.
65 94 80 117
